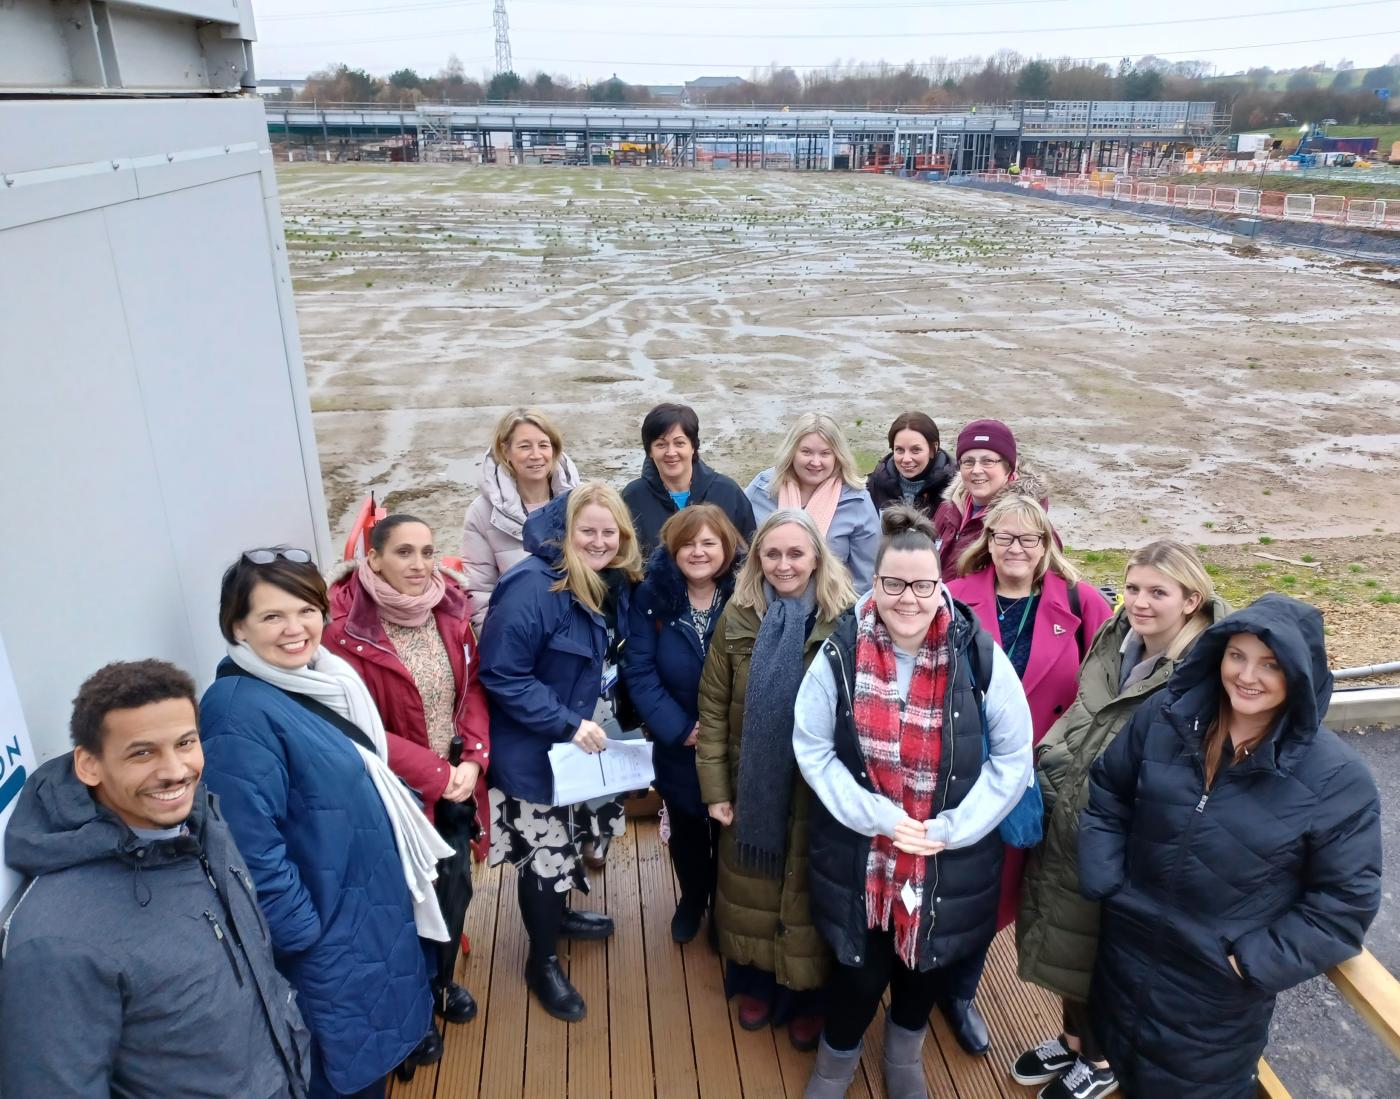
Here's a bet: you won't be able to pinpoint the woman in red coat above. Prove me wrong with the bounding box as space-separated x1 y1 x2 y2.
325 514 491 1031
942 492 1112 1055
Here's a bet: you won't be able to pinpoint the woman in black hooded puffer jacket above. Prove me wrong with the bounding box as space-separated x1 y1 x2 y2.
1078 594 1382 1099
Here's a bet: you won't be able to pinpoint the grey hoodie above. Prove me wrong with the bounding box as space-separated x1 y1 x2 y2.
0 755 310 1099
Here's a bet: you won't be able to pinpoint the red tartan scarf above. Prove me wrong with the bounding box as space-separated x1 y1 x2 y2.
853 597 951 967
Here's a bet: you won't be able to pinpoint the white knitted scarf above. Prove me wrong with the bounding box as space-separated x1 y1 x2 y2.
227 642 453 941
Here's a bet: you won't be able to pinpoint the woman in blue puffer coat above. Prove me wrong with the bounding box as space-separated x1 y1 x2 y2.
623 503 744 945
478 482 643 1023
1080 594 1382 1099
200 549 440 1099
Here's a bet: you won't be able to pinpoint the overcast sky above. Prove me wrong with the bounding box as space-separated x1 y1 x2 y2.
249 0 1400 84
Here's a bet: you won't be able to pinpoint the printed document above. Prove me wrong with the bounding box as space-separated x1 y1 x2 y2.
549 737 655 806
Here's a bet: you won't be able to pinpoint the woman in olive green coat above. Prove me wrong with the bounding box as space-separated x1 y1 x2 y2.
697 509 857 1052
1012 541 1227 1098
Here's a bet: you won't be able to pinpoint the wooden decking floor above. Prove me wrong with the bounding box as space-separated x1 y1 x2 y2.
388 817 1059 1099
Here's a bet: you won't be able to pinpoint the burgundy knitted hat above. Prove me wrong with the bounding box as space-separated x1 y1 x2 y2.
956 419 1017 468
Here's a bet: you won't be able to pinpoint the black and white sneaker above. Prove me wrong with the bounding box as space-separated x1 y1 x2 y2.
1011 1035 1077 1085
1037 1057 1118 1099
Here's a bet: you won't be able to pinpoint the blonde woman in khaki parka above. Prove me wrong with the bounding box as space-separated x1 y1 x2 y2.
696 509 856 1053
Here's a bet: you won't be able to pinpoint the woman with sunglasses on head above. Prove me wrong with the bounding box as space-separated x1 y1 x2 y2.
200 548 447 1099
794 506 1033 1098
939 494 1112 1056
623 504 745 945
696 509 857 1052
324 515 490 1030
1081 595 1380 1099
866 411 956 519
1013 541 1226 1099
934 419 1052 579
477 482 644 1023
461 407 581 629
746 412 880 591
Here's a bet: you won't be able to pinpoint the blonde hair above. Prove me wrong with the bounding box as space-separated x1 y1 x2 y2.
732 509 857 622
768 413 865 496
549 482 644 613
957 495 1079 585
1124 540 1217 661
492 407 564 479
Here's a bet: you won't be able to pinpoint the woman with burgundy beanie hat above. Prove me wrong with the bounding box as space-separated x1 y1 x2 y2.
324 514 491 1033
934 419 1052 579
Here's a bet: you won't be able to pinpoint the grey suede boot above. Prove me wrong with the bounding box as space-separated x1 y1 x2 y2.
803 1036 862 1099
883 1017 929 1099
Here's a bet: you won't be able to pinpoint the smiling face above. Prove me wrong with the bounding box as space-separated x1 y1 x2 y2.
988 513 1047 589
676 523 724 585
649 424 695 490
873 548 943 650
234 580 325 669
794 433 836 490
73 698 203 832
759 522 817 597
1221 632 1288 724
891 429 932 480
572 503 622 572
959 448 1011 505
505 422 556 489
1123 564 1202 653
368 521 435 596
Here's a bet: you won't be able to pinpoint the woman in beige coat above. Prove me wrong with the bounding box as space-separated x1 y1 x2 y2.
461 408 581 629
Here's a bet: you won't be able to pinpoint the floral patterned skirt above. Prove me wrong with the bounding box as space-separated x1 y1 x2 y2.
488 789 625 894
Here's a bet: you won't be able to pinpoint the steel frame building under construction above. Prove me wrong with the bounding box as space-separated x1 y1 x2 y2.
265 99 1229 175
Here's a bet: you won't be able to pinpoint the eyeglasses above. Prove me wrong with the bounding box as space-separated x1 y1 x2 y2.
990 532 1044 549
959 456 1005 471
242 548 313 565
877 576 940 598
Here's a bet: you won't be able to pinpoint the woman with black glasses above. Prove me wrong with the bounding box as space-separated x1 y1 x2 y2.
794 506 1033 1098
200 548 444 1099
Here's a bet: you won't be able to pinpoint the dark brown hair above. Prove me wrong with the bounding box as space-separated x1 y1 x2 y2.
874 504 941 574
218 548 329 643
70 660 198 755
887 411 940 451
370 514 431 554
641 402 701 454
658 503 742 576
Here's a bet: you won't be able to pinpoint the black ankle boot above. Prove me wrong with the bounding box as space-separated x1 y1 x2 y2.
938 997 991 1055
670 898 705 944
525 953 587 1021
560 908 614 940
394 1024 444 1081
435 980 478 1024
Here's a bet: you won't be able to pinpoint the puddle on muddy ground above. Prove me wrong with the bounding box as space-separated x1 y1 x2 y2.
277 165 1400 557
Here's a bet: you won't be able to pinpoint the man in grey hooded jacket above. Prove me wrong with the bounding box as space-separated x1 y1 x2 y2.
0 659 310 1099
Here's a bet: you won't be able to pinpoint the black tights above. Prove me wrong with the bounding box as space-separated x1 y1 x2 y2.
823 927 949 1052
665 801 720 911
1063 999 1105 1063
518 870 566 960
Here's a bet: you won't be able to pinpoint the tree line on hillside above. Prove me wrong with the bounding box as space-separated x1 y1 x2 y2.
281 52 1400 130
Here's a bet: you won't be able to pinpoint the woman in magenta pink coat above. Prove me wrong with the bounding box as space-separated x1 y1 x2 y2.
940 492 1112 1054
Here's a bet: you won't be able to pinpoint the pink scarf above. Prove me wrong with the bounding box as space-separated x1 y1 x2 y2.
779 474 843 536
356 557 446 628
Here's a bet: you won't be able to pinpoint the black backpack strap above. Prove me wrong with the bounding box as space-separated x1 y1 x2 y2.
217 663 378 756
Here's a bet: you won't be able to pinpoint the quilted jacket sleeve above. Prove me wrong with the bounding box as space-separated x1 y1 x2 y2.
1078 698 1157 900
695 627 735 806
200 711 323 957
1231 753 1383 993
622 596 691 747
461 501 500 631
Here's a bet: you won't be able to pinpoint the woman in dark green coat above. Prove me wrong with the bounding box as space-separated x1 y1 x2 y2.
1012 541 1226 1099
696 508 856 1052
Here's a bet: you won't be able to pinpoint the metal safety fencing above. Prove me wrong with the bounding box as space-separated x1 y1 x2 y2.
963 171 1400 231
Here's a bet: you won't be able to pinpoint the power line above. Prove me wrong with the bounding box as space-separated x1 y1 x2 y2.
494 0 513 73
516 1 1399 40
258 27 492 48
261 0 1079 22
502 30 1400 71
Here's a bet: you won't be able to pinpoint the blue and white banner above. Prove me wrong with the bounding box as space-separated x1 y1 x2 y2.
0 632 38 910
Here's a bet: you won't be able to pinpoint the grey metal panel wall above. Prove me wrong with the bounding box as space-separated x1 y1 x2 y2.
0 96 329 761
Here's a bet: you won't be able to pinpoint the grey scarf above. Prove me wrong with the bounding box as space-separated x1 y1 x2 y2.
735 581 818 878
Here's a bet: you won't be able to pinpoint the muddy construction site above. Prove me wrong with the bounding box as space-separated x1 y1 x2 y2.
280 163 1399 669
